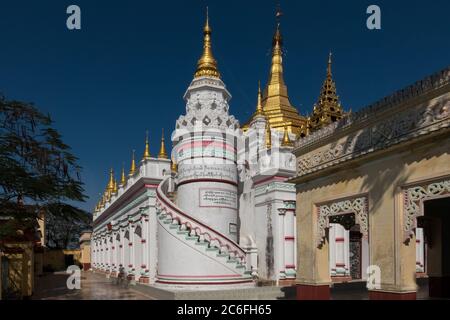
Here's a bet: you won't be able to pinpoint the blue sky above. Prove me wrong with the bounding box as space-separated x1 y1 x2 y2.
0 0 449 211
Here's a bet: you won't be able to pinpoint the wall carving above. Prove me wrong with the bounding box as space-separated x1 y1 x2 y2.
316 196 368 248
403 178 450 243
295 67 450 177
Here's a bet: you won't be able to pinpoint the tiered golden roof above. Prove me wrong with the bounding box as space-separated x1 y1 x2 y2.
308 52 345 132
194 8 221 79
243 18 307 137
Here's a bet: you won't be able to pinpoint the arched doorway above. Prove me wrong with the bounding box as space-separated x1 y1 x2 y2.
417 197 450 299
328 215 369 282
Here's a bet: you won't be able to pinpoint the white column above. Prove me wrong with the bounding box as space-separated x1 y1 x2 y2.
335 224 346 276
120 229 126 272
344 229 350 277
416 228 425 273
111 233 116 274
99 239 103 270
329 224 336 276
108 235 113 273
134 224 143 281
129 224 135 277
142 215 150 281
284 208 296 279
279 209 286 279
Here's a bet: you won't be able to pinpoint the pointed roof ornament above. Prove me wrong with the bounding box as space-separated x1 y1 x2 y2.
120 162 127 186
107 168 115 191
255 81 264 116
158 128 168 159
265 120 272 149
255 5 307 137
143 131 151 160
281 125 294 147
308 52 345 132
113 179 118 194
171 160 178 172
194 7 221 79
327 51 333 77
129 149 136 175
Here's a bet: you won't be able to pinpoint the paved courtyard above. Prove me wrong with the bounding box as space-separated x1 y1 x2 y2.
32 271 155 300
32 271 437 300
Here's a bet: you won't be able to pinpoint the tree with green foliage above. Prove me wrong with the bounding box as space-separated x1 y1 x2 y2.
0 93 88 242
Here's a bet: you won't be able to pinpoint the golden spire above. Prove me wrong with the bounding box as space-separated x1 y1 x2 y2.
143 131 151 160
158 128 168 159
194 7 221 79
120 163 127 185
107 168 114 192
268 23 285 87
129 150 136 175
256 8 307 137
327 51 332 77
281 125 293 147
113 179 118 194
265 120 272 149
308 52 345 133
255 81 264 116
171 160 178 172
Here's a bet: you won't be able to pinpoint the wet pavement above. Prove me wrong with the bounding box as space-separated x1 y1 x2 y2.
32 271 155 300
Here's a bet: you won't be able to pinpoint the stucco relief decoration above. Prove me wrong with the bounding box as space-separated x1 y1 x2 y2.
403 179 450 243
316 196 368 248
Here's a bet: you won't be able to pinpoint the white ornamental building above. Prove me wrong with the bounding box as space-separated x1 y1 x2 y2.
90 12 426 290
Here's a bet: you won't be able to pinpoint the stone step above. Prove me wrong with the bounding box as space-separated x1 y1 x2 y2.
176 230 190 235
216 253 228 258
169 224 179 230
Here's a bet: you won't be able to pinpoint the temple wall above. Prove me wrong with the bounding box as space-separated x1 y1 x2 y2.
296 135 450 291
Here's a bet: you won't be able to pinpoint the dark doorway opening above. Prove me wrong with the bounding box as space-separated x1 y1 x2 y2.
64 254 74 267
418 197 450 299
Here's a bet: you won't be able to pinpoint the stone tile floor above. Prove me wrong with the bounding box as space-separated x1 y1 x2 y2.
32 271 155 300
32 272 441 300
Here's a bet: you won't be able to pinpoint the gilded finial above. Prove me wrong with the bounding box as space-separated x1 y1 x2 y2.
268 9 285 89
255 81 264 116
143 131 151 160
327 51 332 77
129 150 136 175
171 159 178 172
265 120 272 149
120 162 127 185
281 125 293 147
113 179 118 194
158 128 168 159
107 168 115 192
194 7 221 79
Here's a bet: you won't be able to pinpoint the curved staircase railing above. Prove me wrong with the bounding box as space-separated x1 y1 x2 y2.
156 177 246 264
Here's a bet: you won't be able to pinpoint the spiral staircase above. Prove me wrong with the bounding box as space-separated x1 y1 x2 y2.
155 177 254 288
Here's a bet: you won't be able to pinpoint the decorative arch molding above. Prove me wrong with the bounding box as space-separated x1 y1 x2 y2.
316 195 369 248
403 178 450 243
